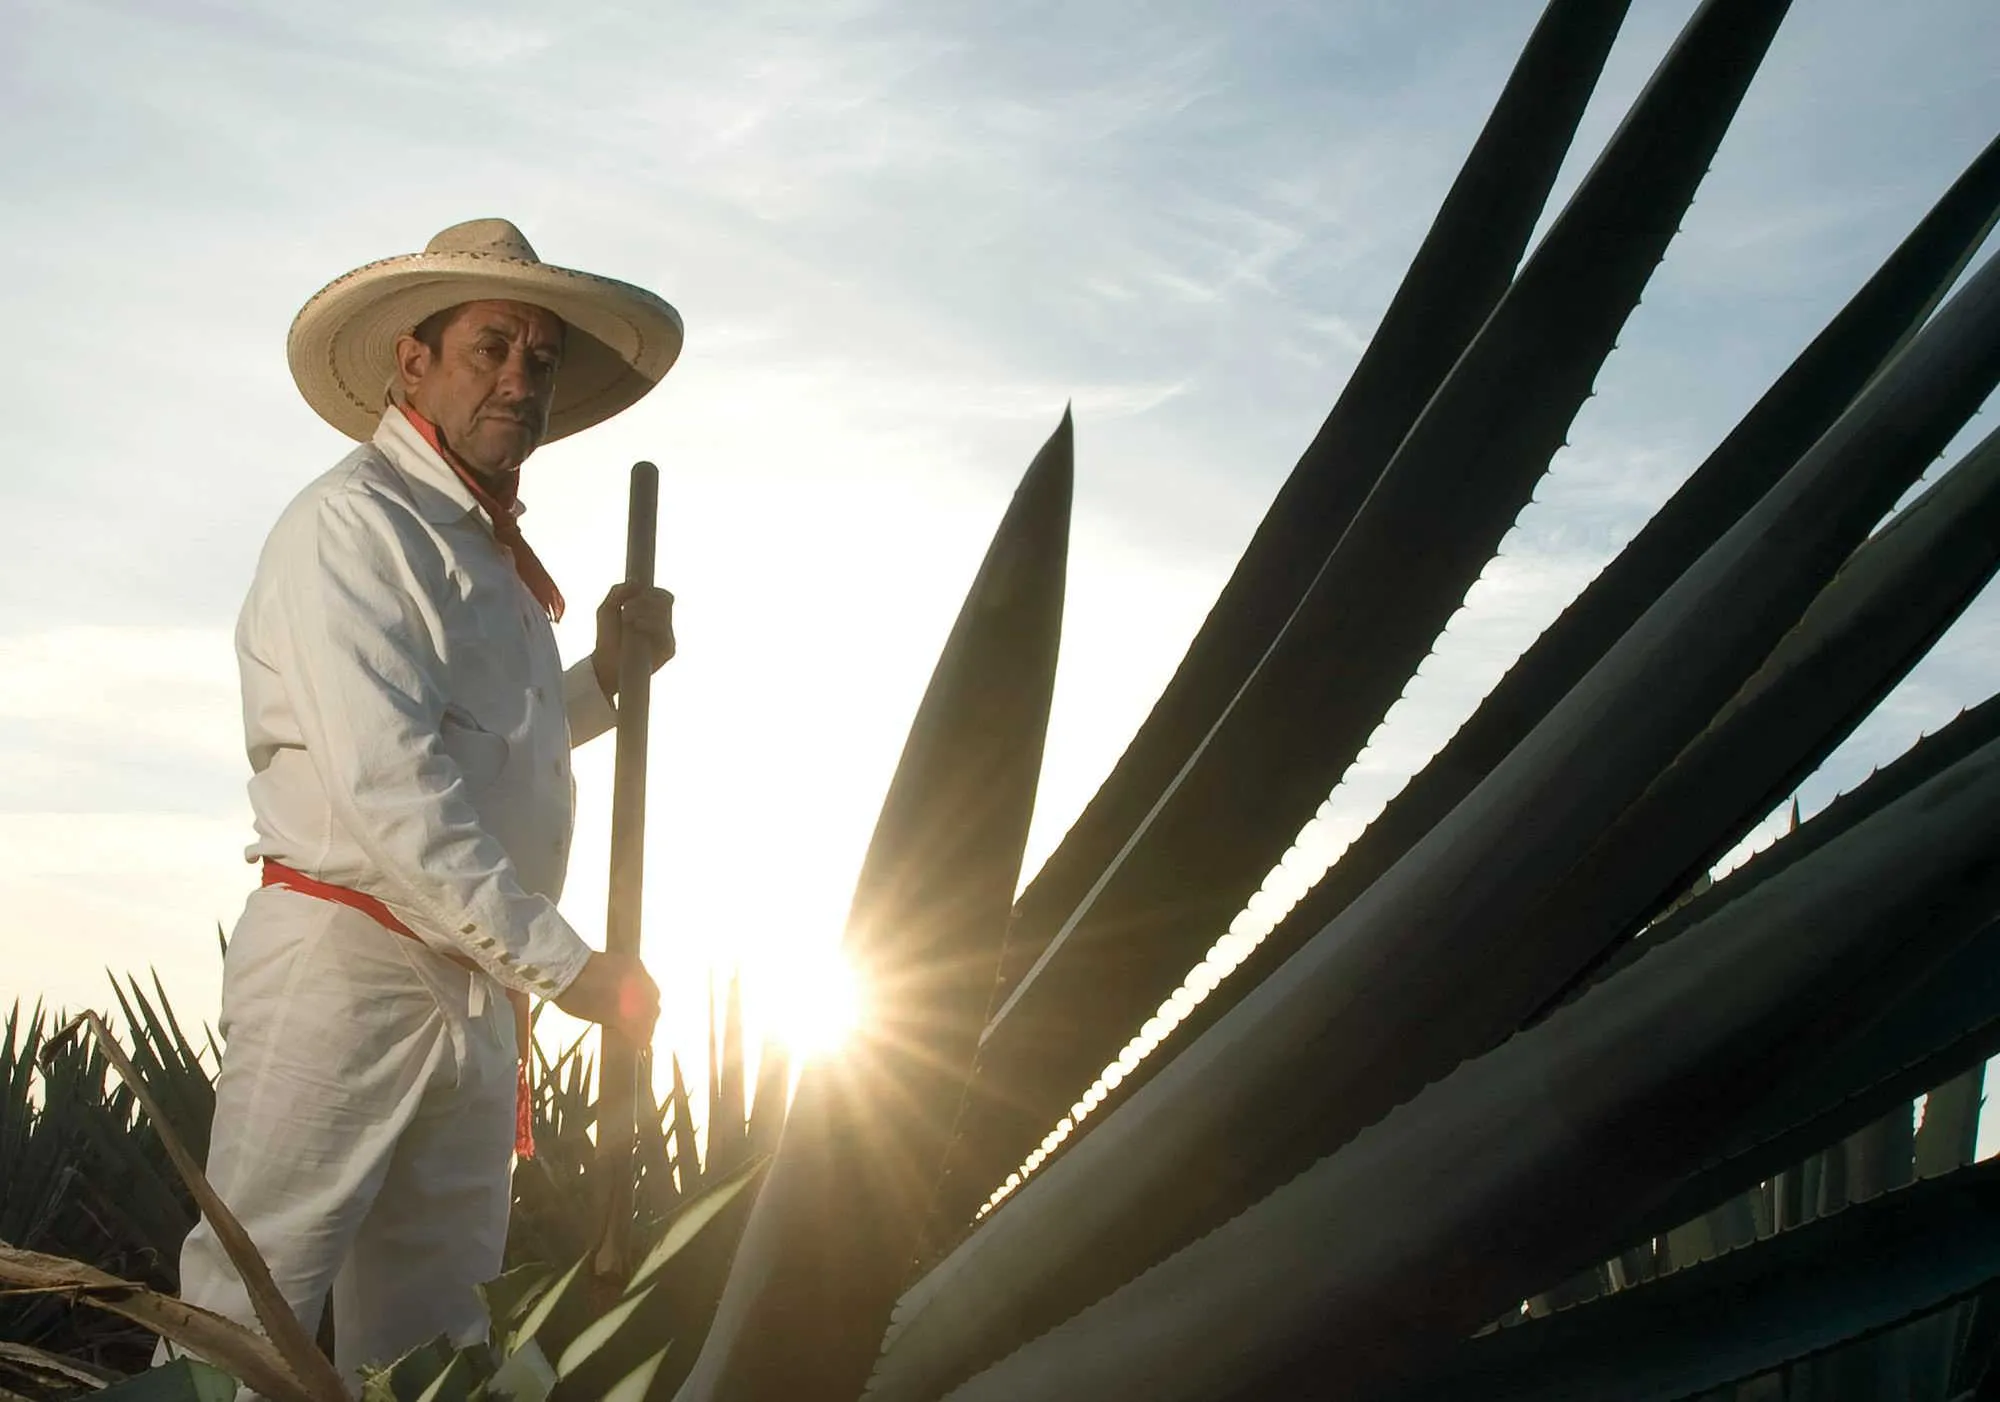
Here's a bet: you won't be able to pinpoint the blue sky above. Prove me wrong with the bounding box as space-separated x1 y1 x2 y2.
3 0 1997 1162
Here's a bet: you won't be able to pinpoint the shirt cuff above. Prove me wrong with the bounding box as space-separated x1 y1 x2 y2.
456 906 596 999
563 656 618 748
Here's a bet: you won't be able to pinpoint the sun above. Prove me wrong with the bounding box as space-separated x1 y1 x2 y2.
758 945 867 1061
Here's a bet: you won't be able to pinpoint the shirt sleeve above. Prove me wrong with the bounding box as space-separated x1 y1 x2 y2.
276 487 594 998
563 656 618 747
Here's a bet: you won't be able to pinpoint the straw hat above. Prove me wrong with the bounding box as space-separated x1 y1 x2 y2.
288 218 683 443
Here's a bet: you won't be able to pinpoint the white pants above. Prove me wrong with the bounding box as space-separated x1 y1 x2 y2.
173 887 517 1398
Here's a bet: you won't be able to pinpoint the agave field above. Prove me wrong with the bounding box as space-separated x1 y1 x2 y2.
7 0 2000 1396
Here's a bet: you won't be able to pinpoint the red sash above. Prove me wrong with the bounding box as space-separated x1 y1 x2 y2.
261 859 536 1158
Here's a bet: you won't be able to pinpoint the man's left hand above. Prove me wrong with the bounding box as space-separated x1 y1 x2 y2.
592 583 677 700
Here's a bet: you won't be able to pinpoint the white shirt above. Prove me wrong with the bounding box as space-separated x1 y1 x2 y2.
237 407 615 999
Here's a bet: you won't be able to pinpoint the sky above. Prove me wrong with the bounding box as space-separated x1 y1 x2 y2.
3 0 1998 1180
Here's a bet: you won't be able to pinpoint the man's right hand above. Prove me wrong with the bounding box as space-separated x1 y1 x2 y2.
555 951 660 1045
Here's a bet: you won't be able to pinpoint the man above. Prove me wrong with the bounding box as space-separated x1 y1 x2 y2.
174 218 685 1391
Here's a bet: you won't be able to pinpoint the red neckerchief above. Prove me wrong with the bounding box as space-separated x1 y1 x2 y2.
398 403 566 622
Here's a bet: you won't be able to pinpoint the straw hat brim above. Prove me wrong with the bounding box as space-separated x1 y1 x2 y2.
287 251 684 443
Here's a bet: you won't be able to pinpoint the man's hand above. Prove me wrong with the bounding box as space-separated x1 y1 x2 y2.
592 583 677 700
555 951 661 1046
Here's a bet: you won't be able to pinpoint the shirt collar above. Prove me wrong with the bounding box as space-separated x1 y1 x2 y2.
370 407 533 529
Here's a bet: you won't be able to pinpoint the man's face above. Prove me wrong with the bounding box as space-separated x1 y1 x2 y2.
395 299 566 477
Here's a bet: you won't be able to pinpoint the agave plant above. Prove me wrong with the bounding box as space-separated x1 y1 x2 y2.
0 980 215 1390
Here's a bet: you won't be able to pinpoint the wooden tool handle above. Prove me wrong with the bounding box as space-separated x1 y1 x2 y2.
595 460 659 1280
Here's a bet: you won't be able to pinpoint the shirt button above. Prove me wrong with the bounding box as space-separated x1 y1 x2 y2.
530 685 544 703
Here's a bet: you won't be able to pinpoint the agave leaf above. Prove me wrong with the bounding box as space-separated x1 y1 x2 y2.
599 1350 670 1402
1845 1103 1918 1202
1703 1188 1760 1259
1087 127 2000 1148
0 1245 312 1402
635 1049 681 1225
705 975 748 1178
928 727 2000 1402
0 1339 124 1391
114 971 216 1168
554 1286 656 1379
949 0 1793 1245
1933 1284 2000 1398
678 412 1072 1402
987 0 1634 1010
549 1157 768 1402
1384 1160 2000 1402
1667 920 1994 1212
65 1097 194 1284
1506 422 2000 1028
1916 1064 1988 1179
4 998 201 1364
1434 710 2000 1298
668 1054 701 1197
1635 906 2000 1239
505 1259 587 1359
1570 692 2000 1001
882 217 2000 1402
627 1155 768 1294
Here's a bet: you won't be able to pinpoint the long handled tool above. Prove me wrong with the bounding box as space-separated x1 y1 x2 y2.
594 460 660 1282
